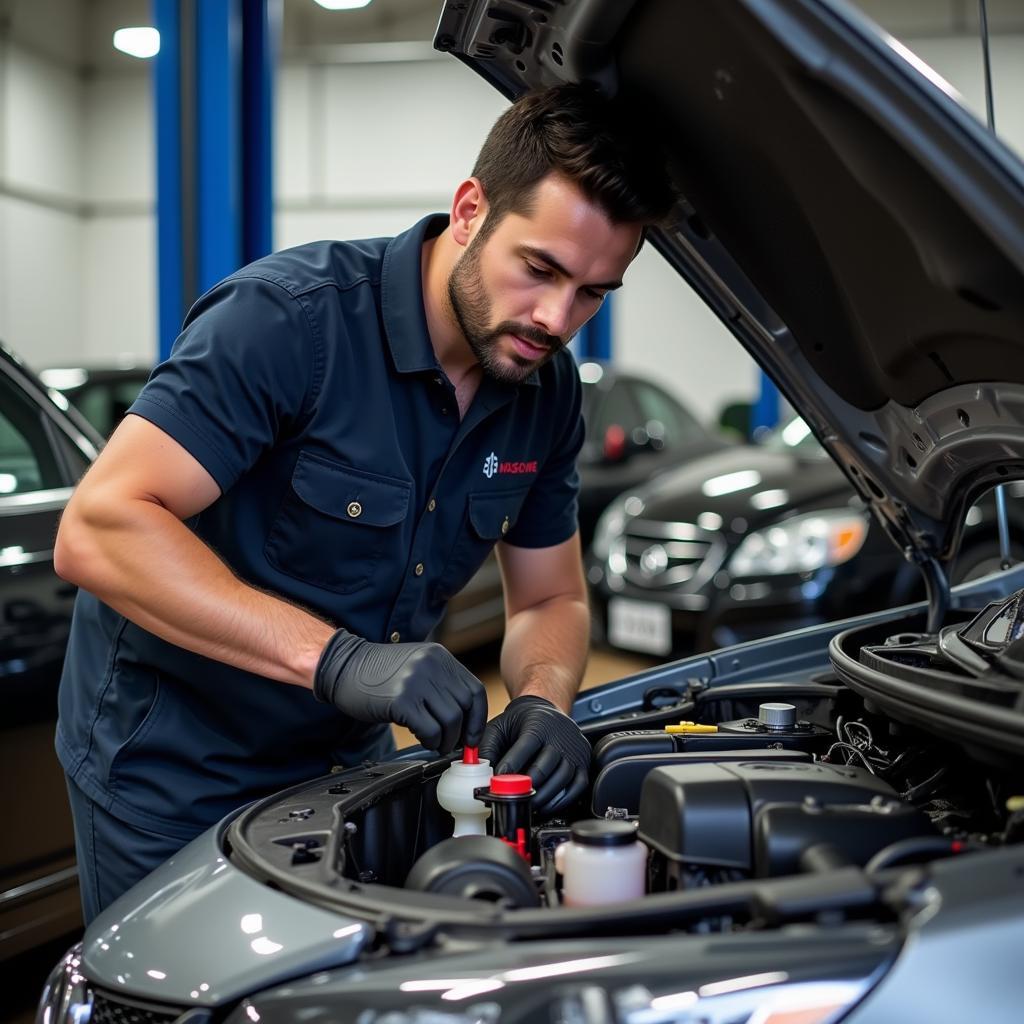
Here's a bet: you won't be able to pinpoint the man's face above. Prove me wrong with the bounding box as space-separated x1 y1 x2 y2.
447 174 642 384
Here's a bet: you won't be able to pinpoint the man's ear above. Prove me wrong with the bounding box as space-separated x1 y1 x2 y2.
450 177 488 248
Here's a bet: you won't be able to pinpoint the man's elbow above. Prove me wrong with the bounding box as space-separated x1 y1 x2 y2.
54 494 110 589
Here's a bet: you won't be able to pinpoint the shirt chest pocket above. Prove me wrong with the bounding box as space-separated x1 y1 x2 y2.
435 487 530 601
265 452 411 594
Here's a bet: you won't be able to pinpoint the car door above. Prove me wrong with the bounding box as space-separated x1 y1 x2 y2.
0 360 95 958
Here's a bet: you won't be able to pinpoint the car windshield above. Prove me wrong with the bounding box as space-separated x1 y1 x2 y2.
758 416 828 458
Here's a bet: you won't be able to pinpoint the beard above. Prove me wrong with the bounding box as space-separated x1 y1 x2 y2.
446 231 565 385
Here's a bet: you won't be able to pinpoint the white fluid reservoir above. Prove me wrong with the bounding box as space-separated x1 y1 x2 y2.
436 756 493 836
555 819 647 906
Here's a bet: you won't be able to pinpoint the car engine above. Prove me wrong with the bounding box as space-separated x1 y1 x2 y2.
226 588 1024 943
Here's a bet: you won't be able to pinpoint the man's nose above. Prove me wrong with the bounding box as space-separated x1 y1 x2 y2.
532 288 574 339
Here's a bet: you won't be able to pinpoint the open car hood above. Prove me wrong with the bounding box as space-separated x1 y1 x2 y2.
434 0 1024 569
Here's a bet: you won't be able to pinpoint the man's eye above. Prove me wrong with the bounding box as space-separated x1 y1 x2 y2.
525 262 550 279
584 289 606 301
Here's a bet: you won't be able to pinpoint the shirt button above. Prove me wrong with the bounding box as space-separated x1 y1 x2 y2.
501 516 510 536
390 631 401 643
347 501 362 518
414 562 424 576
427 498 436 512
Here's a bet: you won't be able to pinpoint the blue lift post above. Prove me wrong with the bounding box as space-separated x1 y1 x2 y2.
751 370 780 435
577 294 614 362
153 0 277 361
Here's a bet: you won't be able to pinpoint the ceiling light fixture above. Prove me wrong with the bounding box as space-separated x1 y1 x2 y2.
113 27 160 59
313 0 373 10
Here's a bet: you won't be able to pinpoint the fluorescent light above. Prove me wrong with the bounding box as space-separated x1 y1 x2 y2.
113 27 160 59
313 0 373 10
39 368 87 389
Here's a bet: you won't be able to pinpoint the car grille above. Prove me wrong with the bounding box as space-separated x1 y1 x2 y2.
91 990 191 1024
612 518 726 592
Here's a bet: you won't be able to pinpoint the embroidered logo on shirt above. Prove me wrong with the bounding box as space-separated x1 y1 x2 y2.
484 452 538 478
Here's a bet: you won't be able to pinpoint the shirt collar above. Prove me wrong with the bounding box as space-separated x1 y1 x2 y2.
381 213 540 387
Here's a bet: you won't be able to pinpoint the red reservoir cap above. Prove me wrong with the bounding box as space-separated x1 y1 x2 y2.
490 773 533 795
462 746 479 765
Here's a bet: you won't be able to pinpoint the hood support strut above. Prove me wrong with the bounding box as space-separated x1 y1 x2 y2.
978 0 1015 573
921 555 951 633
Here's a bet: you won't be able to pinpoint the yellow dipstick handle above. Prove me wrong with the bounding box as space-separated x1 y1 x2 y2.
665 723 719 734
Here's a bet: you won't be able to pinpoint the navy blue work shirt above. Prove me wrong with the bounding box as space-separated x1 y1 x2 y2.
56 214 585 839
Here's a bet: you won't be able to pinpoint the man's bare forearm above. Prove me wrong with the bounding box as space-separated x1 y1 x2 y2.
56 493 334 687
499 594 589 713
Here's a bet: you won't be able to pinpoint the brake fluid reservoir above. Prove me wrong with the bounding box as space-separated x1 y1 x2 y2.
436 747 493 837
555 819 647 906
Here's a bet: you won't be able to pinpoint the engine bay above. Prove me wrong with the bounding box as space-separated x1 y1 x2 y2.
226 592 1024 945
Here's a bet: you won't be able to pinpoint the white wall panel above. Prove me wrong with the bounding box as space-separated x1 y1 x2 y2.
319 60 507 202
83 73 154 204
0 196 81 368
275 64 314 201
6 0 85 67
613 244 756 424
81 216 156 364
4 46 82 199
276 205 439 251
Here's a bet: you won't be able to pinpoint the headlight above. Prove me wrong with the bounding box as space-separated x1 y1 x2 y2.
728 509 868 577
36 943 93 1024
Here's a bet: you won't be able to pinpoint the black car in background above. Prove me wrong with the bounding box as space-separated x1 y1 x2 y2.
0 347 102 960
589 416 1023 656
576 361 729 543
437 361 728 651
39 365 152 438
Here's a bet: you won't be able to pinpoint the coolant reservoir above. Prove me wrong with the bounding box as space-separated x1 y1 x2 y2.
555 819 647 906
436 747 493 837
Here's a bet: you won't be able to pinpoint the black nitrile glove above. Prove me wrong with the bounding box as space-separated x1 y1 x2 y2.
479 695 590 814
314 629 488 754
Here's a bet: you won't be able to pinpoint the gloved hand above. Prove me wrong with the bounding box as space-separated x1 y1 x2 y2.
314 629 488 754
479 695 590 814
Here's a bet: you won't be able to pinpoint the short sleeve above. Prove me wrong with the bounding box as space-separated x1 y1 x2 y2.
503 355 585 549
128 275 317 493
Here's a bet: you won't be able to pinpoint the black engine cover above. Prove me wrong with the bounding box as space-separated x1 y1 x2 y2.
638 761 933 883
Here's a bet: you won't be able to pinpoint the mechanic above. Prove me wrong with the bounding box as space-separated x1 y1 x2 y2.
53 82 675 922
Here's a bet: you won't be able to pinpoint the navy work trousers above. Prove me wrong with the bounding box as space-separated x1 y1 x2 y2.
65 776 200 926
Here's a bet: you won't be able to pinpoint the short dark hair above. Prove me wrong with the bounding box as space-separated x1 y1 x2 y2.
471 82 675 234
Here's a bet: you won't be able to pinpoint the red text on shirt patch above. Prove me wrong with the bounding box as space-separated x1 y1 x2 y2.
499 461 538 474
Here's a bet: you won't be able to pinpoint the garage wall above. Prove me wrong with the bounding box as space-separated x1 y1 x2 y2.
80 70 156 365
0 10 154 372
0 41 83 368
274 58 506 244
